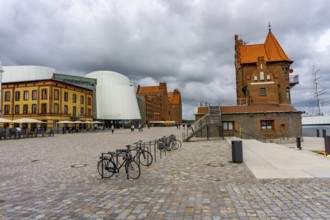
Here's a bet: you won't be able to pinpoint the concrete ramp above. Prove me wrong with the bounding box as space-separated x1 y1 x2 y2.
232 139 330 179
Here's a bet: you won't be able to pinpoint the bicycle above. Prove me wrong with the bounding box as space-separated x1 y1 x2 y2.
133 141 153 166
97 145 141 179
156 135 181 151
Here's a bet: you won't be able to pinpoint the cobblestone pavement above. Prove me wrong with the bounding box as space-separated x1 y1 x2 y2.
0 127 330 219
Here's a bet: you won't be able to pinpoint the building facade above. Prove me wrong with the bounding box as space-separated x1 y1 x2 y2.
2 79 93 130
137 82 182 124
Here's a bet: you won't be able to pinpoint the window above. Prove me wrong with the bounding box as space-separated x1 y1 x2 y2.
41 89 47 100
88 97 92 105
254 76 258 81
24 91 29 100
73 94 76 103
266 74 271 80
54 89 59 100
260 71 265 81
15 91 20 101
286 87 290 99
64 105 68 114
15 105 20 114
5 91 10 101
41 103 47 113
32 90 37 100
4 105 10 114
54 104 59 113
80 95 84 104
64 92 68 101
80 107 84 115
23 105 28 114
261 120 274 130
88 108 91 116
260 88 266 96
72 106 76 116
32 104 37 114
223 121 234 131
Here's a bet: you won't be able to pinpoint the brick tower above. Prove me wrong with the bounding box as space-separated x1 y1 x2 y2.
235 27 295 106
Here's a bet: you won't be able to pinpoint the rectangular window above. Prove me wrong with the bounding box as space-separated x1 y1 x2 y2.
80 107 84 115
54 104 59 113
5 91 10 101
41 103 47 113
23 104 28 114
223 121 234 131
73 94 76 103
41 89 47 100
54 89 59 100
88 97 91 105
260 88 266 96
261 120 274 130
72 106 76 116
32 104 37 114
32 90 37 100
64 92 68 102
64 105 68 114
15 105 20 114
24 91 29 101
80 95 84 104
4 105 10 114
15 91 20 101
88 108 91 116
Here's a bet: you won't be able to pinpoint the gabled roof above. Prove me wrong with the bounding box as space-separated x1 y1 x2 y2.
238 31 292 64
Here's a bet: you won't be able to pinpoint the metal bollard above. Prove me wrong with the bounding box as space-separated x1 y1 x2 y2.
296 137 302 150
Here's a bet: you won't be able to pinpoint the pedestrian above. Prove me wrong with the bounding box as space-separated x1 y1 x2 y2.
131 124 135 132
111 125 114 134
183 123 185 130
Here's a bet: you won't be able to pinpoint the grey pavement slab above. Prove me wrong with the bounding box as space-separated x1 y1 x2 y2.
0 128 330 219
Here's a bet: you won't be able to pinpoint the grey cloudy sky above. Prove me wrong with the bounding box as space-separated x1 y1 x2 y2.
1 0 330 119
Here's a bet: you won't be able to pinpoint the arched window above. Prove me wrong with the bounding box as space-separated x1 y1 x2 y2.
260 71 265 81
260 88 266 96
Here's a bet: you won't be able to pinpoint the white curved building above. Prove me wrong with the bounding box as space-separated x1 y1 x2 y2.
2 65 55 83
85 71 141 120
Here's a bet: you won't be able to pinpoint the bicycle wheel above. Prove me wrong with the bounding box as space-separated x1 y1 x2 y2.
138 150 153 166
126 160 141 179
97 158 115 178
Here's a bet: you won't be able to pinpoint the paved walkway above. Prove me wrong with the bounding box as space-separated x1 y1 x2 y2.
0 128 330 219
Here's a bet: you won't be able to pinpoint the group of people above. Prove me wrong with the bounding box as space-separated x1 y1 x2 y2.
130 124 143 132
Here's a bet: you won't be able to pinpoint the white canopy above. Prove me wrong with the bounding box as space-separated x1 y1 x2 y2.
0 118 13 123
12 118 45 123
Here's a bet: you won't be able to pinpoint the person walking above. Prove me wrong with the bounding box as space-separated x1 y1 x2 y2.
111 125 114 134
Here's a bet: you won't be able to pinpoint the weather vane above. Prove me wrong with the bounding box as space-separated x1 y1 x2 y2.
268 22 272 33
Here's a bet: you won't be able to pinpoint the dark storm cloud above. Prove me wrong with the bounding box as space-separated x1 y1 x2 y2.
1 0 330 119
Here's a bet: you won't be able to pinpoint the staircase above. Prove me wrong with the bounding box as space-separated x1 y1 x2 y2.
183 106 222 142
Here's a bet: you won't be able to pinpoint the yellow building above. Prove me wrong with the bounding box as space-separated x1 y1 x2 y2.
2 79 93 130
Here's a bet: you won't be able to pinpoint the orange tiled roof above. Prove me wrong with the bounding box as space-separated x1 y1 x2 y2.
239 32 292 64
220 104 298 114
168 92 181 105
137 86 159 94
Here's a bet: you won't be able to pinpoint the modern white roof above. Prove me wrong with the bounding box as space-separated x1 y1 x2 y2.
85 71 141 120
2 65 55 83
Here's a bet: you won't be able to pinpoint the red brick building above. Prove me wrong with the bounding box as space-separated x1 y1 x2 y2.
193 28 302 141
137 82 182 124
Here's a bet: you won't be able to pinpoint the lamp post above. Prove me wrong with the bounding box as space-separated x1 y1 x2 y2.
0 62 3 117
